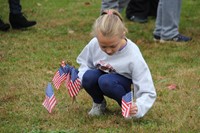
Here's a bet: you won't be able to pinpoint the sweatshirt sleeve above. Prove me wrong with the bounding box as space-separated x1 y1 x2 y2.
76 39 95 82
131 54 157 118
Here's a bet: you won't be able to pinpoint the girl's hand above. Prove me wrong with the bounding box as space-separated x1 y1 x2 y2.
130 103 138 116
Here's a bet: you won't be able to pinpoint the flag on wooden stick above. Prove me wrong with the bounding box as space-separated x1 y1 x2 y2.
121 91 133 118
52 61 71 90
52 67 67 90
67 67 81 97
42 83 57 113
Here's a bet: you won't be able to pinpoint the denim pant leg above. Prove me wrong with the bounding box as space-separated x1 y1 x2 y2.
161 0 181 39
82 69 105 103
101 0 119 12
98 73 132 106
101 0 129 13
153 0 181 39
153 0 162 37
8 0 22 14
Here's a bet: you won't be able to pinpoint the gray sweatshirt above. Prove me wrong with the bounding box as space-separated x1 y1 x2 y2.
76 37 156 118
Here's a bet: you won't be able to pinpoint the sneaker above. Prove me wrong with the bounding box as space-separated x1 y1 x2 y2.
88 99 107 116
153 34 160 41
9 13 36 29
0 18 10 31
160 34 192 43
129 16 148 23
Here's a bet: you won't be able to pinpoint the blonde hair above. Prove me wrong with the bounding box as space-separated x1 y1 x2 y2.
91 9 128 38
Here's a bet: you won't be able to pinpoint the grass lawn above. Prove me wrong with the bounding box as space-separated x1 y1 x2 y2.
0 0 200 132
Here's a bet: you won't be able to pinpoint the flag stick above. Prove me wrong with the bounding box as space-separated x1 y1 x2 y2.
131 84 134 105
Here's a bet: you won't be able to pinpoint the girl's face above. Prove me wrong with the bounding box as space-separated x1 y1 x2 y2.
97 32 126 55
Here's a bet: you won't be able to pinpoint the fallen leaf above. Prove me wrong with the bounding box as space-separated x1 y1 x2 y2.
84 2 90 5
167 84 177 90
136 39 143 45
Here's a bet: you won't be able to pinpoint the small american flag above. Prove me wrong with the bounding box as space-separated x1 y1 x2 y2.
63 64 72 88
52 66 67 90
67 67 81 97
122 91 133 118
42 83 57 113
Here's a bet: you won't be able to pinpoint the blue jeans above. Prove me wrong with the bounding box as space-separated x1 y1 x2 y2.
101 0 130 13
153 0 182 39
8 0 22 14
82 69 132 106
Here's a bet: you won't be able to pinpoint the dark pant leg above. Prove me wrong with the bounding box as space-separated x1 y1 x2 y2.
98 73 132 106
8 0 21 14
149 0 159 17
82 69 105 103
126 0 150 19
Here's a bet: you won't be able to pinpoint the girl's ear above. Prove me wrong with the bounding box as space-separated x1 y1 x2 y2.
121 31 126 38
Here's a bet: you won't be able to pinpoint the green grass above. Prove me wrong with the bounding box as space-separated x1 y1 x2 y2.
0 0 200 132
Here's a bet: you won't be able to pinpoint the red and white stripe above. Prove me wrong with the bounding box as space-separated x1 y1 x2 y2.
52 71 67 90
121 99 131 118
42 95 57 113
67 78 81 97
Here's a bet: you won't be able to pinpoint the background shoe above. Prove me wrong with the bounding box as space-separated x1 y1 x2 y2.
0 18 10 31
171 34 192 42
129 16 148 23
160 34 192 43
9 13 36 29
153 34 160 41
88 99 107 116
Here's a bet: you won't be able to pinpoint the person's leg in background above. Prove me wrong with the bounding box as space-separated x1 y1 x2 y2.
160 0 180 40
0 18 10 31
126 0 149 23
153 0 191 42
8 0 21 14
148 0 159 18
118 0 130 13
101 0 129 13
8 0 36 29
101 0 119 12
153 0 163 40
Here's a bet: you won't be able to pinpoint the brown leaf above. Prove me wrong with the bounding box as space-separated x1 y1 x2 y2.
84 2 90 6
167 84 177 90
136 39 143 45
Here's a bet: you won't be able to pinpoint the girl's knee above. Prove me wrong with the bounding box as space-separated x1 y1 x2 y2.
82 70 102 88
98 75 113 88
